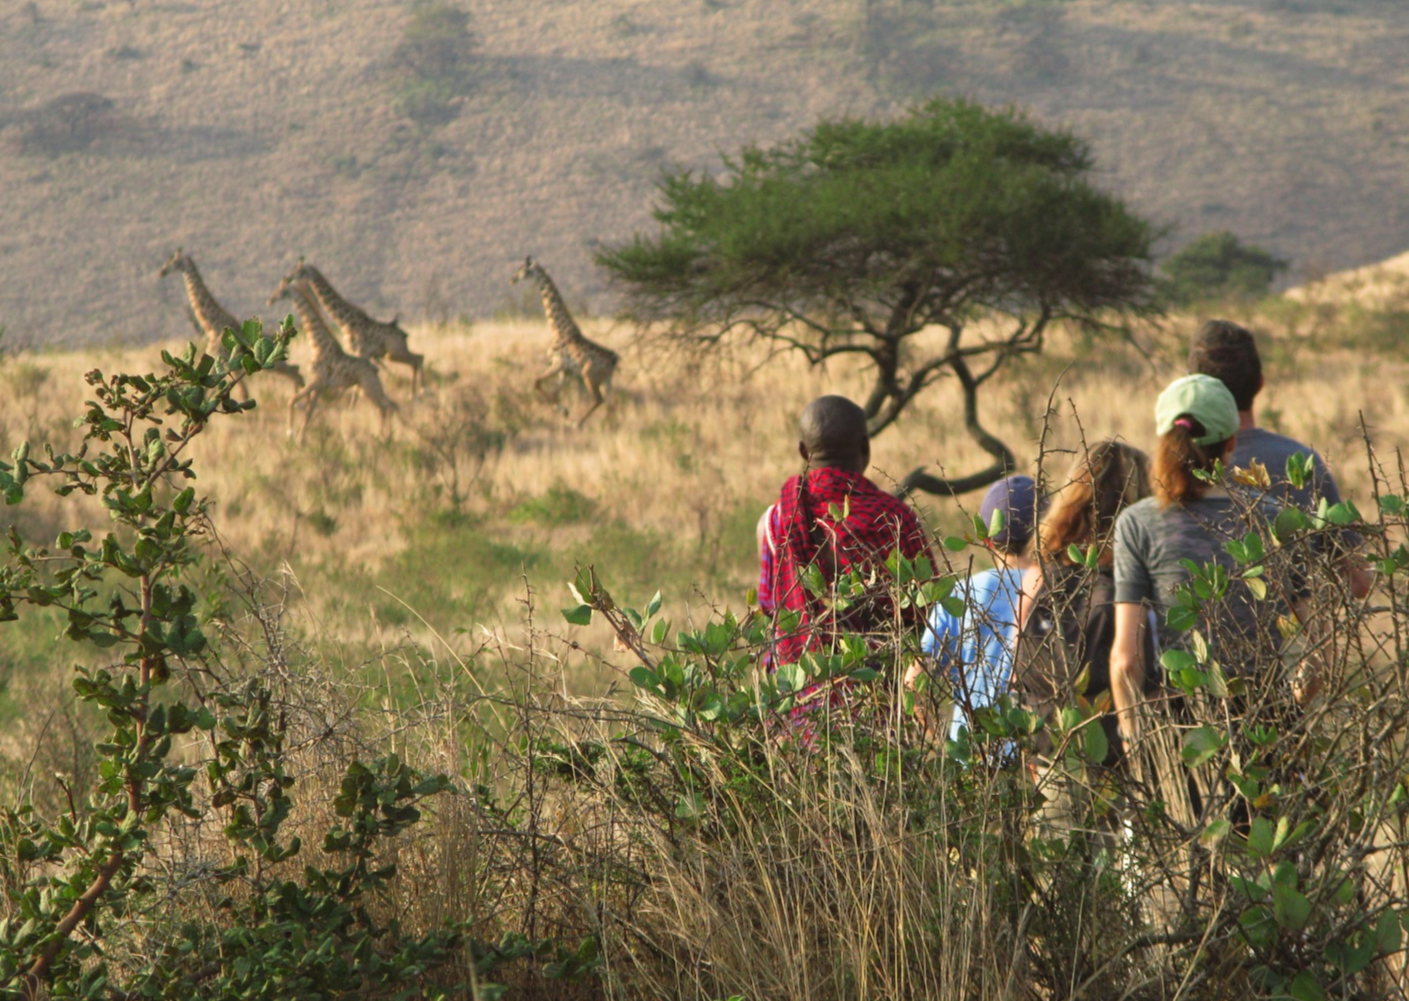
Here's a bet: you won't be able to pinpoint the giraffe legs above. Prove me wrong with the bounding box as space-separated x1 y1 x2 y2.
534 365 570 416
287 385 314 437
386 349 424 397
298 390 322 443
354 364 398 435
573 360 615 427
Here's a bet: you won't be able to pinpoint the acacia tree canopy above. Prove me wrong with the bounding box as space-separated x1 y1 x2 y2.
597 98 1159 495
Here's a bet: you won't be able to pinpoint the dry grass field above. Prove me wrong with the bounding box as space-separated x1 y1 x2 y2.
0 298 1403 718
0 294 1407 998
1 0 1408 347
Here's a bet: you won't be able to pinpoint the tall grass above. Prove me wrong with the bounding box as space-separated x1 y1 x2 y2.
0 308 1407 997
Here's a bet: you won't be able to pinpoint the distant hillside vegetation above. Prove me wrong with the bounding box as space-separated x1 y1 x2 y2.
0 0 1407 346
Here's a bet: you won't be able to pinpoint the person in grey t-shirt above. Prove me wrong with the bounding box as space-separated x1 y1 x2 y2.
1189 319 1370 598
1110 375 1295 741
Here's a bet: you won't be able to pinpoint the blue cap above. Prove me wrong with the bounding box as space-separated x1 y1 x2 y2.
978 475 1042 549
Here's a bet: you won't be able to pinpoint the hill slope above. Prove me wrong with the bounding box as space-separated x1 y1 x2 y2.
1 0 1407 346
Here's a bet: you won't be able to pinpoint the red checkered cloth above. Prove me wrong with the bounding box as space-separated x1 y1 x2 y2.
760 466 934 665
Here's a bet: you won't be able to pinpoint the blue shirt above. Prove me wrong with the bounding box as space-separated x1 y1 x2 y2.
922 566 1025 740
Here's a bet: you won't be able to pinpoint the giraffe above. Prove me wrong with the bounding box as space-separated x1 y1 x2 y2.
268 275 397 440
511 256 618 426
159 248 303 394
280 259 424 396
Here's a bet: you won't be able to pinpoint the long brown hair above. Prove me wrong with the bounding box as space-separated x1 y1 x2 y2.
1153 416 1229 507
1035 440 1151 564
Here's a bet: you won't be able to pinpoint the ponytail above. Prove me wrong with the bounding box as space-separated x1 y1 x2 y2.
1153 415 1228 507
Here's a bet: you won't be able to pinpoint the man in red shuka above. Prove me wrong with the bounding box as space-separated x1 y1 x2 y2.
757 395 935 666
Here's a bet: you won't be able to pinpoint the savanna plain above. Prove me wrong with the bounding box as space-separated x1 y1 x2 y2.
0 288 1406 997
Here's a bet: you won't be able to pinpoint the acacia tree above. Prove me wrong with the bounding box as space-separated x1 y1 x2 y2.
597 98 1158 495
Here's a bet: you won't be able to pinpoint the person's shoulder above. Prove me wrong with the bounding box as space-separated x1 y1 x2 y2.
855 475 924 521
1237 427 1326 465
963 567 1006 604
1116 497 1160 527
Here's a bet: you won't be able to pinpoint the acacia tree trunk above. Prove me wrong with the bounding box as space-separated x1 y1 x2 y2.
893 353 1016 498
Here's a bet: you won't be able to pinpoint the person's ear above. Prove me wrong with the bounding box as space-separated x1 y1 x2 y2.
798 440 809 464
1256 373 1265 397
1224 435 1238 459
858 441 870 472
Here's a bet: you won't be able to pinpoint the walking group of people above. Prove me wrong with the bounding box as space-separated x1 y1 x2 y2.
756 319 1369 772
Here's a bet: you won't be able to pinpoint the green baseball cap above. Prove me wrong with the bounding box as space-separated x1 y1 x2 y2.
1154 374 1239 446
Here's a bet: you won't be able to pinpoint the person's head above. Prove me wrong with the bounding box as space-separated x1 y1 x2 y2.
1188 319 1263 412
1152 374 1240 507
978 475 1042 559
1035 440 1151 563
798 395 870 473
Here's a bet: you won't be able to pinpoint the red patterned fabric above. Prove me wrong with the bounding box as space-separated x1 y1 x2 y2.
761 466 934 664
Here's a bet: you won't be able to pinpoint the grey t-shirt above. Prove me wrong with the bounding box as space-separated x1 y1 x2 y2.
1113 495 1288 665
1233 427 1340 511
1233 427 1360 552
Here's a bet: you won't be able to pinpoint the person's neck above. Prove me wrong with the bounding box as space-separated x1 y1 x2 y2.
1239 409 1257 431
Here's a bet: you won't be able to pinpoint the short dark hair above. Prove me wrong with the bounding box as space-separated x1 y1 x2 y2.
1188 319 1262 411
799 395 869 471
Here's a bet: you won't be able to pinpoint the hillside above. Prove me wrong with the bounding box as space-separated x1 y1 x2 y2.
1 0 1408 346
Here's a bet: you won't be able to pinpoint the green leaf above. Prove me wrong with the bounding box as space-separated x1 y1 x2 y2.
1286 451 1315 491
1377 909 1403 953
775 661 806 696
943 536 968 552
1247 816 1275 858
1200 818 1232 846
1288 971 1325 1001
1165 605 1199 632
1273 506 1308 542
562 604 593 626
1324 500 1360 526
1272 882 1312 930
1082 722 1108 764
628 667 662 693
1160 649 1197 675
1244 576 1267 601
645 590 662 618
1181 725 1226 767
1206 661 1230 699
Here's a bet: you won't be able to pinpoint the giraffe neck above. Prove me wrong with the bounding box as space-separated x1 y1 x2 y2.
289 285 343 360
533 268 584 345
301 266 368 328
179 263 237 335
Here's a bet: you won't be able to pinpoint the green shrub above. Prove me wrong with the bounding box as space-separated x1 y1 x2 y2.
0 324 465 999
1160 230 1290 306
388 2 478 125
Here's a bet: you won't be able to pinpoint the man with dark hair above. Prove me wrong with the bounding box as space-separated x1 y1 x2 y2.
1189 319 1370 597
757 395 934 665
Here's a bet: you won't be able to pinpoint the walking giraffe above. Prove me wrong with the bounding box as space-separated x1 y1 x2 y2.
511 256 618 426
159 249 303 395
268 275 397 440
280 259 424 396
